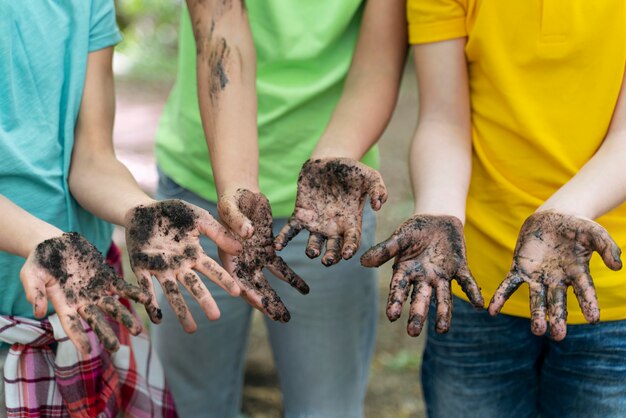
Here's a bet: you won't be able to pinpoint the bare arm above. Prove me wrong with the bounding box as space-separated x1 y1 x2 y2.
0 195 63 258
489 72 626 340
275 0 406 261
187 0 259 237
361 38 483 337
312 0 407 160
410 39 472 222
69 47 242 332
538 71 626 218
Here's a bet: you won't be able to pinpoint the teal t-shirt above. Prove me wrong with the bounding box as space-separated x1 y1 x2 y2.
155 1 380 217
0 1 121 318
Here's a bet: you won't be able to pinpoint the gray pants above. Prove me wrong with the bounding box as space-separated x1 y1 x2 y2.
151 172 379 418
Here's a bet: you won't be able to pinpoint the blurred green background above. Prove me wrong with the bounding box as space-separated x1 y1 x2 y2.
115 0 181 82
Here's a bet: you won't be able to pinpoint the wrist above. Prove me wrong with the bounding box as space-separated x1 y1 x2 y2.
216 181 260 198
311 137 364 160
537 200 595 221
122 197 158 228
23 224 64 258
413 203 466 225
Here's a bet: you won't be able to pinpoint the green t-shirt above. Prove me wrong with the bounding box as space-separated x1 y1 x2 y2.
155 1 379 217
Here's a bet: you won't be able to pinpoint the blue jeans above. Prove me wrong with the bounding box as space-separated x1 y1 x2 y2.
422 296 626 418
151 171 378 418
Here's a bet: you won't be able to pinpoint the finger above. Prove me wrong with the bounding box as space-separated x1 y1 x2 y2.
59 311 92 355
157 275 197 333
267 257 310 295
133 268 162 324
321 237 343 266
360 235 401 268
20 267 48 319
341 227 361 260
587 223 622 271
305 232 325 259
217 194 254 239
547 284 568 341
488 272 524 316
196 209 242 255
434 279 452 334
250 271 291 323
97 296 143 335
528 282 547 336
455 266 484 308
178 271 221 320
195 255 240 297
572 271 600 324
407 281 432 337
79 305 120 352
367 172 388 211
274 218 303 251
111 277 151 305
386 264 419 321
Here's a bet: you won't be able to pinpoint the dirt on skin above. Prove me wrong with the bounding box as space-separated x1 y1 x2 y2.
127 200 199 271
275 158 388 267
229 189 309 322
361 215 484 337
489 210 622 341
35 232 145 352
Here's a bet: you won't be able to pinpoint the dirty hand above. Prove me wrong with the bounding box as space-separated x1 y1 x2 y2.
488 211 622 341
20 232 151 354
274 158 388 266
125 199 242 333
219 189 309 322
361 215 483 337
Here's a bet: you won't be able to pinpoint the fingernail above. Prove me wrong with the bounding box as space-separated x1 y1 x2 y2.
612 247 622 263
282 311 291 322
305 248 319 258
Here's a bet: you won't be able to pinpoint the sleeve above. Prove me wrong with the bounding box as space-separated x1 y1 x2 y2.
407 0 467 44
88 0 123 52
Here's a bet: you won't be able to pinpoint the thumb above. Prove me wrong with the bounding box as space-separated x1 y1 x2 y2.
217 193 254 239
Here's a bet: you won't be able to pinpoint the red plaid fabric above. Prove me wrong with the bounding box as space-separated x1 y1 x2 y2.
0 244 178 418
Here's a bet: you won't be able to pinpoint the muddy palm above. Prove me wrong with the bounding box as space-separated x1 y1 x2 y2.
22 232 151 353
361 215 483 336
489 211 622 341
220 189 309 322
275 158 388 266
125 199 242 333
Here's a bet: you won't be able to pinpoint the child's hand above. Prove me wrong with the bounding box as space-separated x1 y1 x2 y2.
361 215 483 337
275 158 388 265
219 189 309 322
21 232 150 354
489 211 622 341
125 199 242 333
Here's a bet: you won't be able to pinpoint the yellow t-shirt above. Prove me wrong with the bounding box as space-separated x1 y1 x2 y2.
408 0 626 323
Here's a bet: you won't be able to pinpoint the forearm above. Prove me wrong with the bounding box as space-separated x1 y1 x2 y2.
0 195 62 257
539 133 626 219
69 47 153 226
411 121 471 222
312 0 407 160
187 0 258 195
540 71 626 220
409 40 471 222
68 152 154 225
